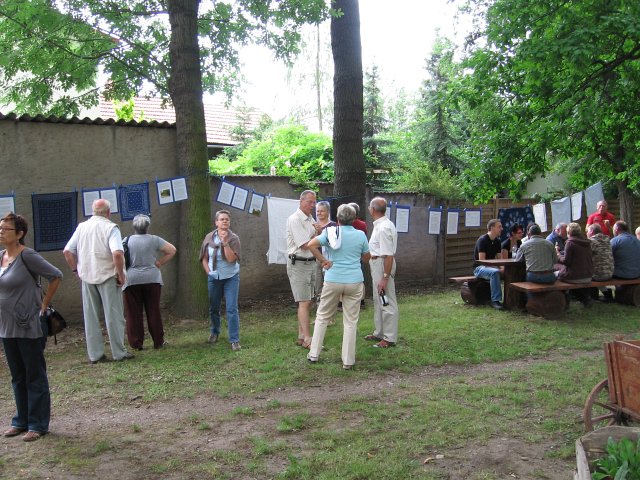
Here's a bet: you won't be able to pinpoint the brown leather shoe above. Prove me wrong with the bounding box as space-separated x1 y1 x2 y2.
364 334 382 342
373 339 395 348
22 431 45 442
3 427 26 437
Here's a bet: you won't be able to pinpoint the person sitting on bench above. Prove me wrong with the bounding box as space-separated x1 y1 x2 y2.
473 219 504 310
556 222 594 306
611 221 640 280
586 223 614 302
546 223 567 254
501 223 523 259
514 223 556 284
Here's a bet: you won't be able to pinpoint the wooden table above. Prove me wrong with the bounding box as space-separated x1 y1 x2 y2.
476 258 526 310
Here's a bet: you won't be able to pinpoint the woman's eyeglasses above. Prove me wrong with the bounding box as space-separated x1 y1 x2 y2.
0 227 16 232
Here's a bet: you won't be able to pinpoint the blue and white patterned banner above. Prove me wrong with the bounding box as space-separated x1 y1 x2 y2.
118 183 150 221
31 191 78 251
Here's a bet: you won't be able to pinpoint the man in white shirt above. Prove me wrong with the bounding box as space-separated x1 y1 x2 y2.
63 199 133 364
365 197 399 348
286 190 318 348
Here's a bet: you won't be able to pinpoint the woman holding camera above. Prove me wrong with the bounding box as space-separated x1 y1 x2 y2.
0 213 62 442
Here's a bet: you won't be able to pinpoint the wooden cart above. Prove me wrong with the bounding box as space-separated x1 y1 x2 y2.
583 339 640 432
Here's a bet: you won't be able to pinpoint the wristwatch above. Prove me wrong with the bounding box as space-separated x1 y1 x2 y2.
383 273 389 278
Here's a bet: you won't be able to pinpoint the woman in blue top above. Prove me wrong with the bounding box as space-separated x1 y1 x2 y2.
199 210 242 351
303 204 370 369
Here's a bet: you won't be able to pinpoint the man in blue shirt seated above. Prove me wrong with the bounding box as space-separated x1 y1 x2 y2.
611 221 640 279
546 223 567 253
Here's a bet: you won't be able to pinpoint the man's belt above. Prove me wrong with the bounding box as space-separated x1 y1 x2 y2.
289 254 315 264
371 256 382 260
530 270 553 274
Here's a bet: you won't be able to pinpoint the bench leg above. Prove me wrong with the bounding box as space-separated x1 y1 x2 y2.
461 280 491 305
615 285 640 306
525 291 567 318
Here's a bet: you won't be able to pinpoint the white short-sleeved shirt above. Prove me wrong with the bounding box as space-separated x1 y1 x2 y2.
369 216 397 257
286 208 315 257
65 226 123 253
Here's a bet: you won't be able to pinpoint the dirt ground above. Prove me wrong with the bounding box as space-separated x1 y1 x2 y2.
0 344 587 479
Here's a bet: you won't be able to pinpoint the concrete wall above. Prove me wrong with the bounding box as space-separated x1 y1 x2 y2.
1 118 443 322
208 178 442 299
0 118 180 319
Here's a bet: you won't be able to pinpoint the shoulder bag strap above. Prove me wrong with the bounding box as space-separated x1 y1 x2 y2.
20 250 44 297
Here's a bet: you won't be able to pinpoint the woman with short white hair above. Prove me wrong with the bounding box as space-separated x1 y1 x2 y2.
123 214 176 350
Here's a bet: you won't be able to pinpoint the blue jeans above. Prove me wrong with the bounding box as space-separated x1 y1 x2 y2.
526 271 556 284
473 266 502 303
2 337 50 433
208 273 240 343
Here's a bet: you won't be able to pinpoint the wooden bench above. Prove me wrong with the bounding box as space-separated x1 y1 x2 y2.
449 276 491 305
509 278 640 318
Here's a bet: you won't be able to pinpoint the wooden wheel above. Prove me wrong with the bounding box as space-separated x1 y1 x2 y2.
583 379 623 432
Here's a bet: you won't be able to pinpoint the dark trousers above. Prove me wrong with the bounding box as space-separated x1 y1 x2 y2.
124 283 163 349
2 337 50 433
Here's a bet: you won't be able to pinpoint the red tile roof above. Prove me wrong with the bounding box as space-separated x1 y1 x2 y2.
99 97 266 146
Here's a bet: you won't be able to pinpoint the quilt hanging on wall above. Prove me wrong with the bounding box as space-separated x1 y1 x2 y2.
32 191 78 251
119 183 151 221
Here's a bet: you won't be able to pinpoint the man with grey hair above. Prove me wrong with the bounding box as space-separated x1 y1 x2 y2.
286 190 318 348
64 199 134 363
611 220 640 279
546 223 567 253
365 197 398 348
587 200 616 237
515 223 557 284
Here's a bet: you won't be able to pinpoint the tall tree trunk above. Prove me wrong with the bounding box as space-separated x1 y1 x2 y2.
331 0 366 212
617 180 634 226
167 0 210 317
316 23 323 132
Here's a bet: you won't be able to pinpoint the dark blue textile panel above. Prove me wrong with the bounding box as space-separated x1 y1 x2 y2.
31 191 78 251
119 183 150 221
498 206 534 243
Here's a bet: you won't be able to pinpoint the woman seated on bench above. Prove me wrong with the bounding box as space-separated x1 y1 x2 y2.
556 222 594 306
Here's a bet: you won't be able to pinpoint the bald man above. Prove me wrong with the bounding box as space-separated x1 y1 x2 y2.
365 197 399 348
64 199 133 364
586 200 616 237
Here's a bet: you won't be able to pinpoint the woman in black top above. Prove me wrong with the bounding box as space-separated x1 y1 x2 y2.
501 224 523 258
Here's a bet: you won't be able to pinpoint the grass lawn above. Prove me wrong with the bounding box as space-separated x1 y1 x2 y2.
0 288 638 479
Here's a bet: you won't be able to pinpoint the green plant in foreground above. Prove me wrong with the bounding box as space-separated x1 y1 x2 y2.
593 436 640 480
277 413 310 433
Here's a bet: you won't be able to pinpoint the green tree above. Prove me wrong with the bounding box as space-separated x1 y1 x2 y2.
331 0 366 211
0 0 327 316
362 63 388 180
363 63 386 139
387 87 412 132
113 98 146 122
460 0 640 223
212 123 333 189
413 36 466 175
